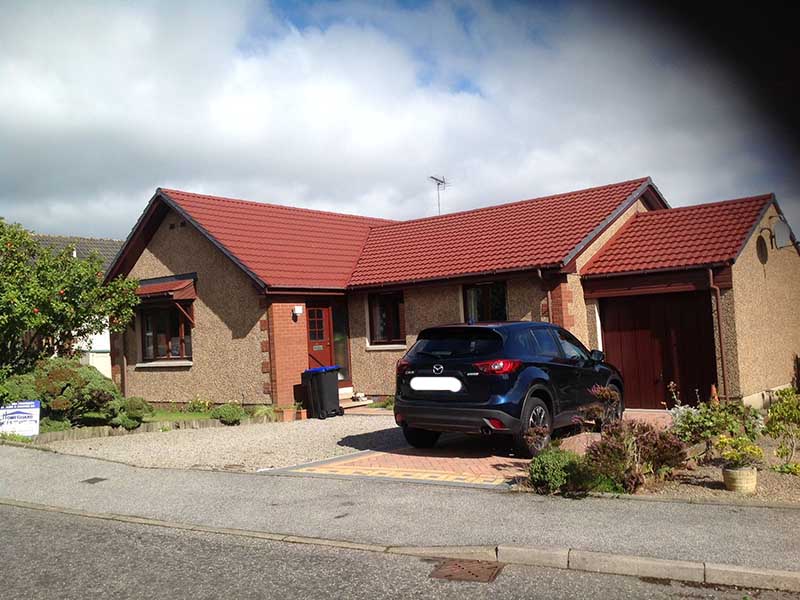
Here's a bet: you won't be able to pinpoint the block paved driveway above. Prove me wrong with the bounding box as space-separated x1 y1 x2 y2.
266 433 531 487
264 409 670 488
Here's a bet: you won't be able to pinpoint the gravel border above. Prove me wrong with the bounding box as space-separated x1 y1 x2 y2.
45 415 402 472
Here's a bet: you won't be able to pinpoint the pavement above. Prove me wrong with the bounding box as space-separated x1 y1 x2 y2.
1 444 799 577
7 503 797 600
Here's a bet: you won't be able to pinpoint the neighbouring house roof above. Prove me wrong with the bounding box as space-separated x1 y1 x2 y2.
348 177 662 288
582 194 776 278
35 234 123 272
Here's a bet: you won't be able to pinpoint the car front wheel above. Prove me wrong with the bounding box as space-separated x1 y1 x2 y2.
402 426 441 449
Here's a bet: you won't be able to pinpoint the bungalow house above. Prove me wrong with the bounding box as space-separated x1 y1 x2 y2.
105 177 800 410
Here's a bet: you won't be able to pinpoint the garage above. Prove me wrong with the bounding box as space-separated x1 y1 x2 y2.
599 292 717 409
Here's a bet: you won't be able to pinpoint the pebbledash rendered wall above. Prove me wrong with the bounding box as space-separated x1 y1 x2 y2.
348 277 548 396
730 204 800 406
110 211 268 406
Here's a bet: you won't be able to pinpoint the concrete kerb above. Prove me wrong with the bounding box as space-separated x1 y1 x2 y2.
2 497 799 592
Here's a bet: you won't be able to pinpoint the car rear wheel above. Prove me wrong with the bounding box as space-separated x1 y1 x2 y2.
402 426 441 449
513 396 552 458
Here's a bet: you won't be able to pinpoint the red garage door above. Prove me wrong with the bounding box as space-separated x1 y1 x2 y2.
600 292 717 409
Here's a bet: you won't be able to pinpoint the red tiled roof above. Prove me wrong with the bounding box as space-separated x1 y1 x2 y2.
348 178 652 287
160 189 394 289
582 194 773 277
136 278 197 300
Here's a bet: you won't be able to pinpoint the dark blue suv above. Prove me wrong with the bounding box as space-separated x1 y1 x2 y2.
394 322 623 456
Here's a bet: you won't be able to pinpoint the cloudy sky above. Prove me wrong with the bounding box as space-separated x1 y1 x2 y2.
1 0 797 239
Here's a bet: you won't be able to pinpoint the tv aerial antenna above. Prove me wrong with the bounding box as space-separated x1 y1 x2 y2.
429 175 448 215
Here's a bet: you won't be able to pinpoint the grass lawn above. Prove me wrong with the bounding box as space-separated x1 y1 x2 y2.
143 410 212 423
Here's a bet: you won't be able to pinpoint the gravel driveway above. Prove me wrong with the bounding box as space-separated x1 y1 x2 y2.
46 415 403 472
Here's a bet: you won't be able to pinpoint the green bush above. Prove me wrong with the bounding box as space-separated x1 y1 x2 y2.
210 403 246 426
0 358 121 422
110 413 140 431
0 432 32 443
772 463 800 476
765 388 799 465
670 401 764 454
39 417 72 433
529 448 583 494
184 396 213 413
251 405 277 421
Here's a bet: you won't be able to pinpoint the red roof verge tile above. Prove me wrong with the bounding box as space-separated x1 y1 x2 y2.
160 189 394 290
582 194 774 277
348 178 653 287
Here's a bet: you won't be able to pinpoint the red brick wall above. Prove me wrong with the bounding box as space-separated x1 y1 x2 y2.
268 301 308 406
549 280 575 330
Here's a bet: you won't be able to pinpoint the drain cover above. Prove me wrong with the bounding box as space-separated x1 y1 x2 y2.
81 477 107 484
429 559 503 583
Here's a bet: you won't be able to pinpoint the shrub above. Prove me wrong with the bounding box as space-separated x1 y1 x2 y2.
670 400 764 455
529 448 582 494
184 396 213 413
0 358 121 422
772 463 800 476
251 405 277 421
39 417 71 433
0 432 32 443
210 403 246 425
764 388 799 465
715 435 763 468
110 413 140 431
585 420 687 493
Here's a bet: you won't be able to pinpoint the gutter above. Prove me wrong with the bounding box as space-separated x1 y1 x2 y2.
708 268 729 400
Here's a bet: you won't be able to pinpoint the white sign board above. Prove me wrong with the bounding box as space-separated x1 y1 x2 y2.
0 401 41 437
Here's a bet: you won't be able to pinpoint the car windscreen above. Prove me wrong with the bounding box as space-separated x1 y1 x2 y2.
407 328 503 359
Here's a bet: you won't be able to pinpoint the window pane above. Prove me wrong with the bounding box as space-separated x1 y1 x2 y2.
557 329 589 360
169 311 181 357
143 315 154 360
369 293 404 343
531 328 560 357
464 282 507 322
183 327 192 358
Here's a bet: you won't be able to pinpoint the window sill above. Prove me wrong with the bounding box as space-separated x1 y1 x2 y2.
135 360 193 369
365 344 406 352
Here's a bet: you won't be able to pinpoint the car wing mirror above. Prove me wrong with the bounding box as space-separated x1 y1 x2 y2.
590 349 605 363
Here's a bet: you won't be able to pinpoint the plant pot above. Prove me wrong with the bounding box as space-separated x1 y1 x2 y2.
722 466 757 494
276 408 296 423
294 409 307 421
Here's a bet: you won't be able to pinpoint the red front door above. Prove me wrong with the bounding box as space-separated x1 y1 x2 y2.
307 306 334 368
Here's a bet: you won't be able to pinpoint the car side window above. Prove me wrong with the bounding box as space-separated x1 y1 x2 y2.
555 328 590 361
530 328 561 357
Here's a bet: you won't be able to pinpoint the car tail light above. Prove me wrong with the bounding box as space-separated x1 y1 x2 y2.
395 413 405 425
396 359 411 375
473 359 522 375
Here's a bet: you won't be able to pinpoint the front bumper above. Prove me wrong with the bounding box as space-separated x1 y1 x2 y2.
394 398 522 434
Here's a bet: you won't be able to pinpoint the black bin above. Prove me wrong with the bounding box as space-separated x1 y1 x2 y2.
302 366 342 419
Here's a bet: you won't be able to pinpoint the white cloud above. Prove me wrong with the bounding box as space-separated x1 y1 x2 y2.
0 0 796 239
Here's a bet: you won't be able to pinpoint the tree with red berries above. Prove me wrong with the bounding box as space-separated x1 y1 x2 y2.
0 218 139 375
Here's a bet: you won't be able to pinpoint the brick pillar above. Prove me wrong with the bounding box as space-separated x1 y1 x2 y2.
259 296 274 404
268 301 308 406
549 280 575 329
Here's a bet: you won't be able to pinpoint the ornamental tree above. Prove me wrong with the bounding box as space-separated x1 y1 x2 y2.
0 218 139 374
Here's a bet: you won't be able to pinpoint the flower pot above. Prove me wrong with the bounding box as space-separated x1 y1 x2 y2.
722 466 757 494
294 409 307 421
276 408 296 422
